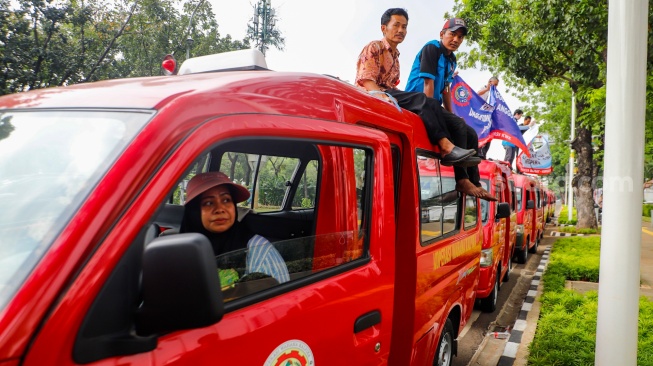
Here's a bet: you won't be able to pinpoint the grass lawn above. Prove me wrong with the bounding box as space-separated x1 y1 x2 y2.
528 237 653 365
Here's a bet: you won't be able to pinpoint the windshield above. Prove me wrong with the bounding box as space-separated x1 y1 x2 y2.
0 110 151 310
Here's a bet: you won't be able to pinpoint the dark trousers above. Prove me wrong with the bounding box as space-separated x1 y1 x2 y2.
504 145 517 167
386 89 481 187
386 90 451 143
479 143 491 158
441 108 481 187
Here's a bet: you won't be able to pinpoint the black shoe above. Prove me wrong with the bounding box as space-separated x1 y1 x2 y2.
442 156 482 167
440 147 476 165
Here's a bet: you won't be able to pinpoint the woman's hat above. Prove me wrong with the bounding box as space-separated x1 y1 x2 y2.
185 172 251 204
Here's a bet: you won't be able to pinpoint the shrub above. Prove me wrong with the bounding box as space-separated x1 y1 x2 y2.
643 204 653 218
530 237 653 365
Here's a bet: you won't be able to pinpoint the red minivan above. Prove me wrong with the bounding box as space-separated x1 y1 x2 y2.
512 173 538 263
475 160 512 312
534 181 546 241
0 50 483 366
546 189 556 223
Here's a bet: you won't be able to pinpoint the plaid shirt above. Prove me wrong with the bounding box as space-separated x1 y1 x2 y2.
355 38 400 91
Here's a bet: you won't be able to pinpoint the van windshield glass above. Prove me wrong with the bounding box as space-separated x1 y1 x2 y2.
0 110 151 311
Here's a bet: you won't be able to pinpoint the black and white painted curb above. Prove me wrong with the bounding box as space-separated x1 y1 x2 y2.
549 231 585 237
496 247 551 366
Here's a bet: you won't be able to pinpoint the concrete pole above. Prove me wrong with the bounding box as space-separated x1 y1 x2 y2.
595 0 648 364
567 92 575 222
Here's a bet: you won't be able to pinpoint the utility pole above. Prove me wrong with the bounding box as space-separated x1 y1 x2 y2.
595 0 648 364
250 0 276 55
567 91 576 222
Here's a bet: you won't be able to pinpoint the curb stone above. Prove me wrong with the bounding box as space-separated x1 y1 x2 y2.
495 246 550 366
549 231 585 237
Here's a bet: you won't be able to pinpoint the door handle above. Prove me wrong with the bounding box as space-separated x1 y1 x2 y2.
354 310 381 333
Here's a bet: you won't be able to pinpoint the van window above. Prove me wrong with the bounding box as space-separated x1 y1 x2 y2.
510 181 516 211
464 195 478 229
417 155 460 243
536 189 541 208
480 180 490 223
153 140 372 304
516 187 523 211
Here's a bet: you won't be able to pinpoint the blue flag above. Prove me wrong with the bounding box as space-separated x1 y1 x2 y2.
450 75 529 156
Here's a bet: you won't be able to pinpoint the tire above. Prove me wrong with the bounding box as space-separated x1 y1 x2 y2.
479 270 499 313
503 257 511 283
516 237 528 264
529 236 538 254
435 318 454 366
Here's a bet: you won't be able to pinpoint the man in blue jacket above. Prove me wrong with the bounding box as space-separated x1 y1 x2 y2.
405 18 495 201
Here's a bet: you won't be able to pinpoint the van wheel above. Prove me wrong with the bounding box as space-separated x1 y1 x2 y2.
435 318 454 366
529 236 538 254
516 238 528 264
480 271 499 313
503 257 511 283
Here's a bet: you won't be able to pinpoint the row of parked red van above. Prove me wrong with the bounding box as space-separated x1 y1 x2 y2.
0 48 558 365
459 160 557 312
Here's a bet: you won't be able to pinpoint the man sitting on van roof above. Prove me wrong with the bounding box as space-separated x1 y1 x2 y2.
403 16 496 201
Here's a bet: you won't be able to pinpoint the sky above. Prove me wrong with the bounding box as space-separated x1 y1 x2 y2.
207 0 523 159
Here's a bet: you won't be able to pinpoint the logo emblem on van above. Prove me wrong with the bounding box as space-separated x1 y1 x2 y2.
264 339 315 366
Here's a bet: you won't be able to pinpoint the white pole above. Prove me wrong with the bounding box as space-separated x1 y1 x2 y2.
567 92 575 222
595 0 648 364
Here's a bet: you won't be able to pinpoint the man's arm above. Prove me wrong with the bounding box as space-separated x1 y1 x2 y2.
360 79 391 101
423 78 435 98
442 86 452 112
417 44 440 98
477 84 490 97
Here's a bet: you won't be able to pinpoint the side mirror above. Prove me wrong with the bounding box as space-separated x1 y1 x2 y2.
137 233 224 335
495 202 511 219
526 200 535 209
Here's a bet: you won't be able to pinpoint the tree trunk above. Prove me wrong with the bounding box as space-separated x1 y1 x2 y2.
572 125 597 229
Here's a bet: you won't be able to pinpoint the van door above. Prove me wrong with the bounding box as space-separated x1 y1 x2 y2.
22 115 396 366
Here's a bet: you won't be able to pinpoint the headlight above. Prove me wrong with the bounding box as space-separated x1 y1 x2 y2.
516 224 524 234
480 249 493 267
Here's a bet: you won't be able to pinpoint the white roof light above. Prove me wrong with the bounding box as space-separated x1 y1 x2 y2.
178 49 268 75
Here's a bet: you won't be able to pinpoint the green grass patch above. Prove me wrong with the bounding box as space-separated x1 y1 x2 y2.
644 215 651 223
558 226 601 235
557 205 578 225
542 237 601 291
529 237 653 365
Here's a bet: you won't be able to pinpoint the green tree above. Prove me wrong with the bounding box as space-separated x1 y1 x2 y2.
0 0 252 95
451 0 621 228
